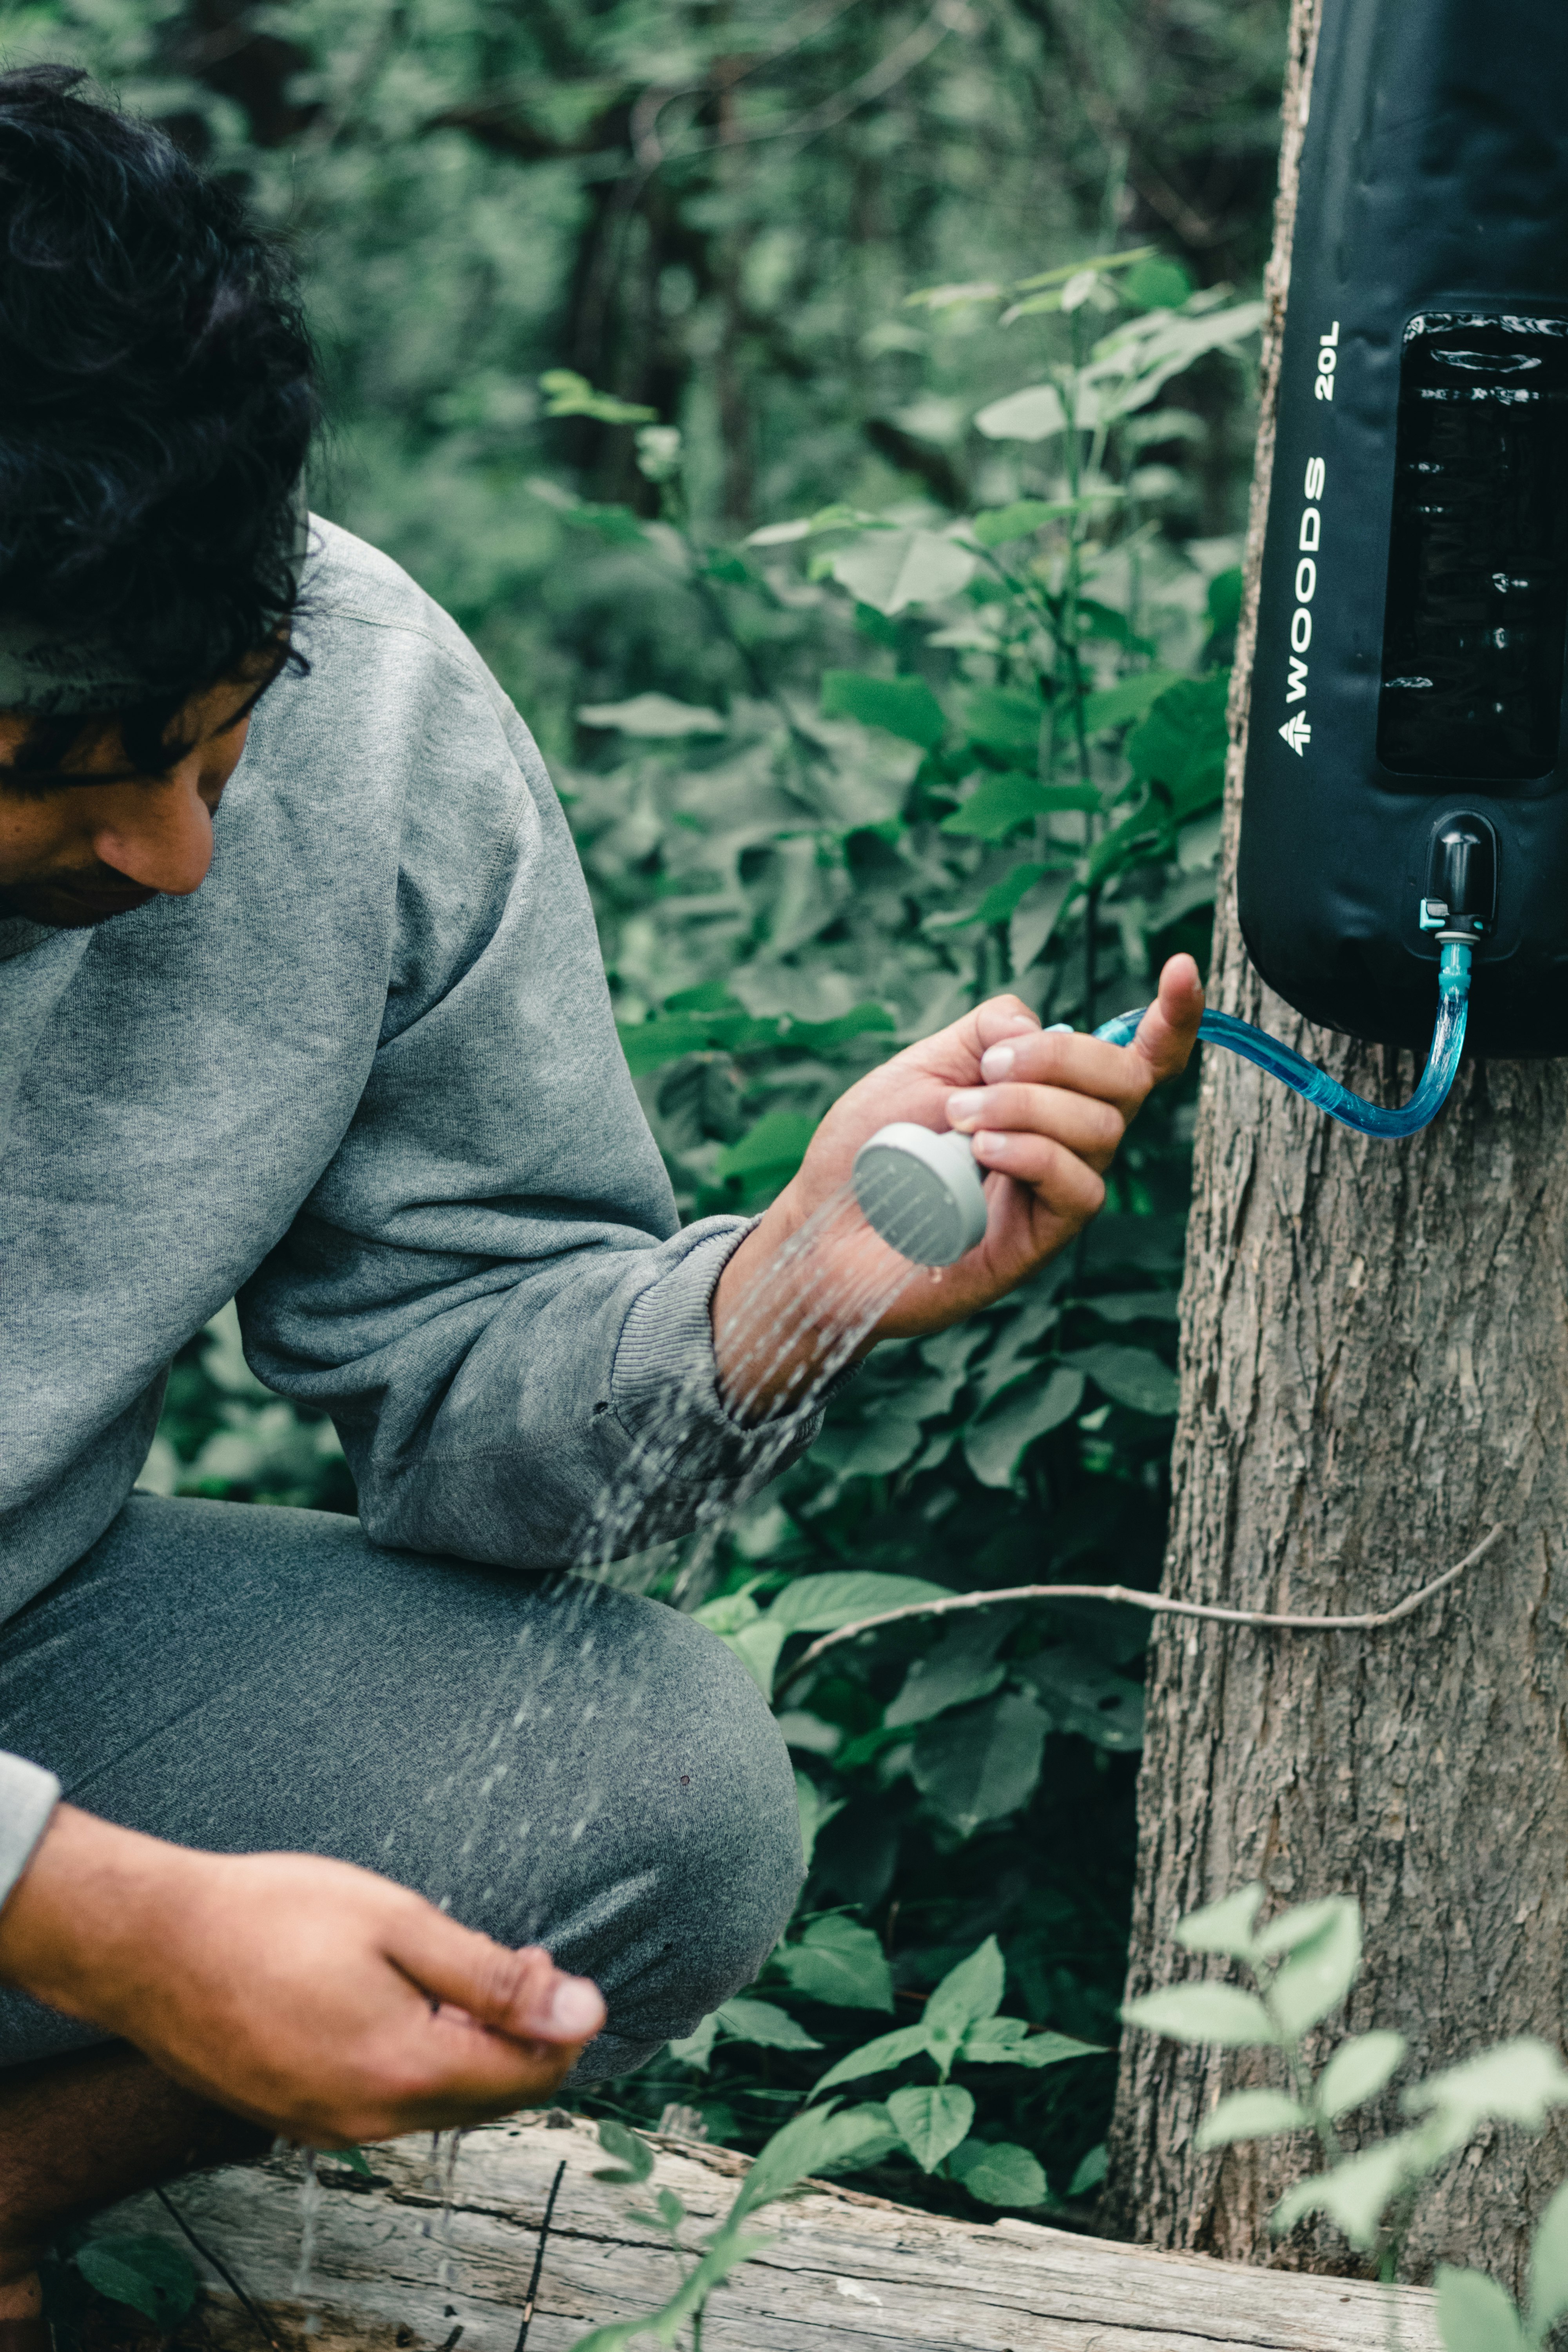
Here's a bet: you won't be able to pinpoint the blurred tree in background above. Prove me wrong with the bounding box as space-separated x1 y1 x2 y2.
3 0 1286 2221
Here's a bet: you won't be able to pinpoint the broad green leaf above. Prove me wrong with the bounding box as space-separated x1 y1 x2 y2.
962 1368 1085 1489
810 2023 932 2094
974 383 1068 440
885 1613 1012 1729
941 772 1098 840
831 1415 926 1479
1080 670 1183 734
1020 1644 1144 1752
75 2238 199 2325
667 2012 720 2069
1267 1900 1361 2040
1270 2132 1425 2252
731 2103 893 2221
912 1694 1049 1839
949 2138 1049 2206
594 2118 656 2183
794 1769 846 1870
578 692 727 736
1122 1982 1278 2048
767 1570 952 1636
1316 2031 1406 2121
1063 1342 1179 1418
972 500 1058 547
1069 2143 1109 2198
717 1996 822 2051
1173 1885 1265 1960
1435 2267 1528 2352
831 529 977 614
714 1109 817 1186
1194 2087 1310 2150
655 2187 686 2232
1009 871 1076 974
821 668 947 748
540 368 657 424
924 1935 1006 2062
1254 1896 1356 1958
1122 256 1196 311
965 2029 1107 2069
889 2082 974 2172
773 1915 894 2012
1405 2040 1568 2153
1126 673 1230 820
964 686 1047 760
722 1617 789 1697
1526 2176 1568 2335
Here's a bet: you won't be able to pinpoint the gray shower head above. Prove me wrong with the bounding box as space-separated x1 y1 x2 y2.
852 1122 989 1266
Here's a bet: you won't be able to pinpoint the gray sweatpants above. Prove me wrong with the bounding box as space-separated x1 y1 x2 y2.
0 1495 803 2080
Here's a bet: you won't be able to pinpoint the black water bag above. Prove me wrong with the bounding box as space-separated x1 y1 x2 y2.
1236 0 1568 1055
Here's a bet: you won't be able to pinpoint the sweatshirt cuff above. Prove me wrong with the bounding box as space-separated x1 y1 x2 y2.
0 1753 61 1913
611 1217 855 1488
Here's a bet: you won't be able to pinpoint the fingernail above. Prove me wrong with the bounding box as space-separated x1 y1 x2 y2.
1004 1014 1036 1033
973 1129 1006 1156
979 1044 1015 1082
947 1088 984 1127
1045 1021 1073 1034
547 1977 604 2038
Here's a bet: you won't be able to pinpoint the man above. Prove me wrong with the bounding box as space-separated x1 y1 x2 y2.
0 64 1202 2324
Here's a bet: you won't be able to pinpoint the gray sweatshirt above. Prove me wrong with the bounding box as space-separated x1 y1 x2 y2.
0 519 819 1906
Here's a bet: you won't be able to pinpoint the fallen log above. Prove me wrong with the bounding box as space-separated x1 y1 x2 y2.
97 2112 1439 2352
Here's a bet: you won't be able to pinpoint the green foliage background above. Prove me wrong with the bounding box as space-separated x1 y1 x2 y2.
6 0 1287 2219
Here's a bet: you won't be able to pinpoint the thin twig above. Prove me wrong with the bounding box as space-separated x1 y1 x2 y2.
154 2186 281 2352
775 1526 1504 1695
514 2160 568 2352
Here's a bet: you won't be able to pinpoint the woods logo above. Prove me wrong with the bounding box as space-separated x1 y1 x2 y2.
1278 443 1327 757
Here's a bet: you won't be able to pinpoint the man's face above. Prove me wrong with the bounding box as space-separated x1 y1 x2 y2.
0 668 275 929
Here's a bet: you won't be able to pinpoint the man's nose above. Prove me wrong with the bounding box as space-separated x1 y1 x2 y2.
91 774 214 897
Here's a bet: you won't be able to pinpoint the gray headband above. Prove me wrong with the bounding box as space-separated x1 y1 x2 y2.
0 499 312 717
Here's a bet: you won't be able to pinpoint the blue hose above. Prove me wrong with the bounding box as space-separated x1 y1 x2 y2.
1093 941 1472 1140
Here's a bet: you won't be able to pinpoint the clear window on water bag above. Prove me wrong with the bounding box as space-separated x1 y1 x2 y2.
1378 313 1568 787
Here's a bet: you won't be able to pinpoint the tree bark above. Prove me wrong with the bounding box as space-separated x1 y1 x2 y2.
1106 0 1568 2295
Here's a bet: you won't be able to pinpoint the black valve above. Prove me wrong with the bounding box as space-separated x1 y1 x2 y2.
1420 814 1497 942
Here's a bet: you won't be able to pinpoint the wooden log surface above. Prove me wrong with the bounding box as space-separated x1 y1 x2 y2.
97 2112 1439 2352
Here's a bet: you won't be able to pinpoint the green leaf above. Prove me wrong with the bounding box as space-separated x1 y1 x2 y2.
773 1915 894 2013
540 368 657 424
321 2143 374 2176
714 1109 817 1185
1125 673 1230 821
655 2187 686 2232
831 529 977 615
1527 2176 1568 2335
1122 1982 1278 2048
964 686 1048 761
717 1996 822 2051
1316 2031 1407 2121
949 2138 1049 2206
1270 2133 1425 2251
731 2103 892 2221
912 1694 1049 1839
767 1570 951 1636
974 383 1068 441
1122 256 1195 311
794 1768 846 1871
1020 1644 1145 1752
1194 2088 1311 2151
972 499 1059 547
885 1614 1012 1729
1405 2040 1568 2154
1436 2267 1528 2352
888 2083 974 2172
594 2117 656 2184
75 2238 199 2326
810 2023 933 2095
569 2225 774 2350
1267 1899 1361 2040
577 692 727 737
667 2012 720 2070
1069 2143 1109 2198
821 669 947 748
1079 670 1183 734
1063 1342 1179 1418
1173 1884 1265 1960
962 1368 1085 1488
965 2029 1108 2069
940 772 1098 840
924 1935 1007 2056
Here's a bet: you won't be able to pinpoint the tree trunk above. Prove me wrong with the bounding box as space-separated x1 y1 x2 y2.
1105 0 1568 2295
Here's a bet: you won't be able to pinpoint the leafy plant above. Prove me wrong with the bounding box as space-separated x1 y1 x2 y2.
71 2234 200 2327
1123 1884 1568 2328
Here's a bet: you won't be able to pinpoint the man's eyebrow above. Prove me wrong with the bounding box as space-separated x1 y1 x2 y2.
0 671 278 790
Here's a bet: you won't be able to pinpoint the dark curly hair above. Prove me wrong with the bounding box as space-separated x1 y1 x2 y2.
0 64 318 769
